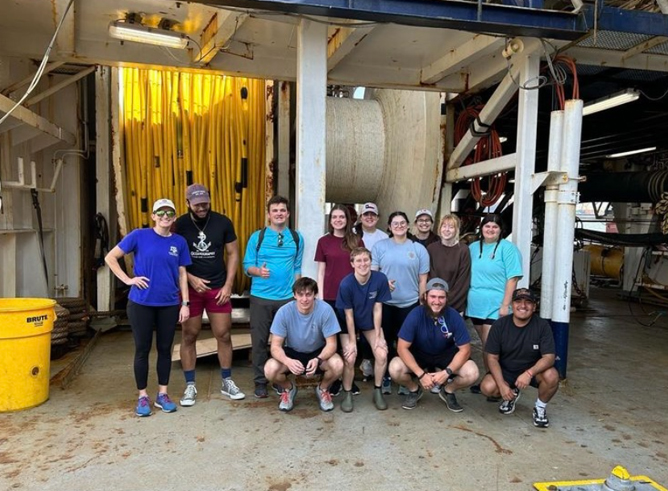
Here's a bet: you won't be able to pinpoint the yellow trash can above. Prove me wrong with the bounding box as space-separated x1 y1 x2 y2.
0 298 56 412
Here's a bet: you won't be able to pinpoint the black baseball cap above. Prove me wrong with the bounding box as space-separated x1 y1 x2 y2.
512 288 537 303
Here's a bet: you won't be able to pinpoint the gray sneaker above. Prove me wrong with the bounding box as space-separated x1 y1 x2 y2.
180 383 197 407
381 377 392 395
279 383 297 412
398 385 410 396
439 389 463 412
499 389 521 415
401 388 423 410
430 384 442 394
221 378 245 400
315 385 334 412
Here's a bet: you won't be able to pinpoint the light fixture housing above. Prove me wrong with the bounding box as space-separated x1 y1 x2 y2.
109 19 188 49
582 88 640 116
606 146 656 159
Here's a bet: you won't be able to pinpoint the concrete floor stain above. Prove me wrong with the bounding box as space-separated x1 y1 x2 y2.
452 425 513 454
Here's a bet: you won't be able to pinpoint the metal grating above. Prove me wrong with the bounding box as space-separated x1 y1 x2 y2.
611 69 668 82
645 40 668 55
576 30 654 50
51 63 94 76
576 64 608 76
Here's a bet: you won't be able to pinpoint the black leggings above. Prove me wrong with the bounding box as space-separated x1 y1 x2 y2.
382 302 419 362
127 300 180 390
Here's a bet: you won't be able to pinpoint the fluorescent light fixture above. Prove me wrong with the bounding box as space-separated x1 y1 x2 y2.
583 88 640 116
606 146 656 159
109 20 188 49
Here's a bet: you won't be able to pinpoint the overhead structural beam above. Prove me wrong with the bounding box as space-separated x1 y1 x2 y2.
327 25 375 72
622 36 668 60
0 93 76 145
446 153 517 183
26 66 95 107
54 0 76 56
421 34 505 85
193 10 248 64
1 61 66 96
201 0 590 39
597 6 668 36
567 46 668 71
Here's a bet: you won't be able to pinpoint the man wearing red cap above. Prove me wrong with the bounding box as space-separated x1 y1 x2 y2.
481 288 559 428
174 183 243 406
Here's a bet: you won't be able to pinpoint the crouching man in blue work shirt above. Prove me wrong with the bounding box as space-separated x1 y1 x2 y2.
264 277 344 413
481 288 559 428
389 278 479 411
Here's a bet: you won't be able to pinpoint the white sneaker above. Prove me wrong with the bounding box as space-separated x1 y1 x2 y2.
221 378 245 400
180 383 197 407
430 384 441 394
360 359 374 378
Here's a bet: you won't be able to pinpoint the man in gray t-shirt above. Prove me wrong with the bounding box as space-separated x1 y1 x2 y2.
265 277 343 412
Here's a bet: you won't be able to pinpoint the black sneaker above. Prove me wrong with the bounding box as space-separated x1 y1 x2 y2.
533 406 549 428
272 383 283 396
499 389 521 415
254 383 268 399
401 388 423 410
351 382 361 395
329 380 342 397
439 389 463 413
470 384 481 394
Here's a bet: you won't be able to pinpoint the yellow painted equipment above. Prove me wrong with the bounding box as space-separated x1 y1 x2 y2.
584 244 624 280
534 465 667 490
0 298 56 412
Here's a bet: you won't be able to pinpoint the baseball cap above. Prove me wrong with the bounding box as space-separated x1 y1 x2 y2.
426 278 449 293
152 198 176 212
512 288 537 303
362 202 379 215
186 184 211 205
415 209 433 220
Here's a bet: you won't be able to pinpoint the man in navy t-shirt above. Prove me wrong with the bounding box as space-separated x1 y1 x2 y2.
336 247 391 412
389 278 479 411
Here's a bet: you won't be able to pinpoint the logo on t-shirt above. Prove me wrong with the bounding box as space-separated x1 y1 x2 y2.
193 231 212 252
369 291 377 300
408 251 416 259
533 344 539 350
169 246 179 257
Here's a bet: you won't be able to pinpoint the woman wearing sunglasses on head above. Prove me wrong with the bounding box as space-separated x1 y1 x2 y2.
105 198 192 417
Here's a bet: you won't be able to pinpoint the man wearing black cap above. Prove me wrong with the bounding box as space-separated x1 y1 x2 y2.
174 183 243 406
388 278 479 411
481 288 559 428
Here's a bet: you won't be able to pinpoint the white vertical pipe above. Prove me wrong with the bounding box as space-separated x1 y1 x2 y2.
277 81 291 200
551 99 583 379
512 53 540 288
540 110 564 319
295 19 327 281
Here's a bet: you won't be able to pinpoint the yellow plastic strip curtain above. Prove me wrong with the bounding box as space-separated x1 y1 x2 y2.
120 67 266 293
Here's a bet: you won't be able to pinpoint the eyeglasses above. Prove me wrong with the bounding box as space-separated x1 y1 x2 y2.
155 210 176 218
390 221 408 228
277 232 284 247
435 316 452 339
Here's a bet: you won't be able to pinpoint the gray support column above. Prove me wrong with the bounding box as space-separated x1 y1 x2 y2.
512 53 540 288
277 81 291 199
295 19 327 280
95 66 113 312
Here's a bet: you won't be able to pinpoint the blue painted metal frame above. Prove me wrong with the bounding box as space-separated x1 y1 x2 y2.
209 0 590 39
597 6 668 36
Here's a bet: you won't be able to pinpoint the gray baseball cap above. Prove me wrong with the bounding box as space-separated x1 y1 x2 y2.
426 278 449 292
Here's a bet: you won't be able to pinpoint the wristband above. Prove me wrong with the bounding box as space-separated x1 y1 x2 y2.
316 357 323 366
181 301 190 307
417 372 427 380
526 370 534 378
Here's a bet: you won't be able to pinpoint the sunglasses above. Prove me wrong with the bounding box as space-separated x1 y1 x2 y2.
435 316 452 339
155 210 176 218
277 232 284 247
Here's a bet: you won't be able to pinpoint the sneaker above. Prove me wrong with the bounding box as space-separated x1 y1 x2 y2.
180 384 197 407
373 388 388 411
221 378 245 400
329 379 342 397
315 385 334 412
439 389 463 413
533 406 550 428
154 393 177 413
254 383 268 399
272 383 283 396
360 359 374 379
340 391 354 413
402 388 423 410
430 384 442 394
279 384 297 412
381 376 392 395
351 382 361 395
499 389 521 415
135 396 152 417
470 384 481 394
398 385 410 396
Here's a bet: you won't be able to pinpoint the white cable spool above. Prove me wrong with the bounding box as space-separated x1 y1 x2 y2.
326 89 442 220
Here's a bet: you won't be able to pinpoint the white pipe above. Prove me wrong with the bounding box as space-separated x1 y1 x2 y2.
540 110 564 319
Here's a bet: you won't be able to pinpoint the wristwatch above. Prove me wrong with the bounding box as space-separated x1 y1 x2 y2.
445 367 453 377
181 301 190 307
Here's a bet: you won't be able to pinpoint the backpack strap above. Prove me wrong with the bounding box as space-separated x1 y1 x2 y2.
255 227 300 264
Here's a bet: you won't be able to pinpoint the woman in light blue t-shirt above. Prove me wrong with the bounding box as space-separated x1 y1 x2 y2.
466 214 522 393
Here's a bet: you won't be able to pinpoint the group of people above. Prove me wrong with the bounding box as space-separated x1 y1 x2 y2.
105 185 559 429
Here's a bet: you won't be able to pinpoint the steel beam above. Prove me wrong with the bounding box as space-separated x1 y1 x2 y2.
202 0 589 39
597 6 668 36
446 153 517 183
327 25 375 72
0 93 76 145
26 66 95 107
193 10 248 64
